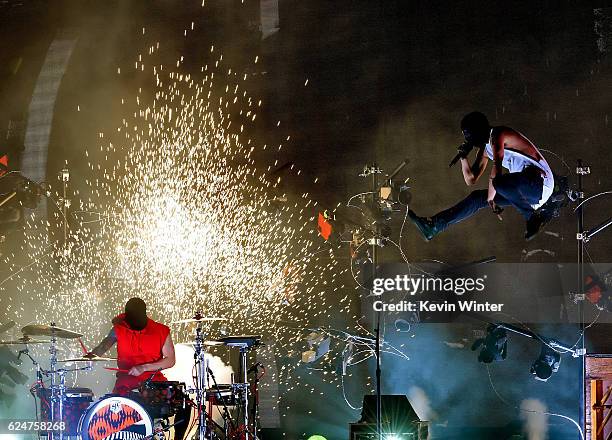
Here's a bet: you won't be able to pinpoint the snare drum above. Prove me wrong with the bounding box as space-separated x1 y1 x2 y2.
37 387 94 435
137 381 186 419
78 395 153 440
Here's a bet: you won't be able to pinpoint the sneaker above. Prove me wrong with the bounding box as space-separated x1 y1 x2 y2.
408 209 439 241
525 211 547 241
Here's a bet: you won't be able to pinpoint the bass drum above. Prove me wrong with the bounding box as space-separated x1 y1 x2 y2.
78 395 154 440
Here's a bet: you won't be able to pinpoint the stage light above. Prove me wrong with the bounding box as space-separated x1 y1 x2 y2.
350 395 429 440
306 435 327 440
301 332 331 363
471 324 507 363
530 343 561 382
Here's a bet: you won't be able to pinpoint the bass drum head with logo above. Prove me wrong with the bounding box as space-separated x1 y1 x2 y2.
78 395 153 440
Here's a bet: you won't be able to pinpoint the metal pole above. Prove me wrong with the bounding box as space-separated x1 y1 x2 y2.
372 164 382 440
58 370 65 440
61 169 69 253
195 324 207 440
241 347 249 440
577 159 586 434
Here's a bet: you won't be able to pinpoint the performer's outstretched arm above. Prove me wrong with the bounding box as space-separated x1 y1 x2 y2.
461 146 488 186
487 128 506 212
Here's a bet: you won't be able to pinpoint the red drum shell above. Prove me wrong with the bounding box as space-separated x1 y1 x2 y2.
37 387 93 435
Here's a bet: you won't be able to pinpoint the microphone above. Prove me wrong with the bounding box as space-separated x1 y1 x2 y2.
449 142 473 168
387 158 410 180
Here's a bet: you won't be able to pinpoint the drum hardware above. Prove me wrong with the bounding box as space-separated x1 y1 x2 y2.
181 312 254 440
141 417 188 440
171 317 227 324
248 363 265 440
205 384 238 406
58 355 117 363
217 336 261 349
137 380 187 419
191 312 212 440
19 323 91 440
205 366 237 439
177 340 225 348
218 336 262 440
0 336 49 345
14 318 265 440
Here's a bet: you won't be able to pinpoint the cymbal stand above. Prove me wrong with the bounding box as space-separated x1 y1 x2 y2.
225 343 249 440
250 365 262 440
206 365 235 437
193 321 209 440
46 324 91 440
47 324 65 440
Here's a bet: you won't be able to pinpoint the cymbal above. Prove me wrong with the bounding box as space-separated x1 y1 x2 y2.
177 341 224 347
0 336 49 345
59 356 117 363
171 317 227 324
22 324 83 339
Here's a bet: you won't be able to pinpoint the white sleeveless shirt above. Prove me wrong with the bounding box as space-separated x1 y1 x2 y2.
485 130 554 209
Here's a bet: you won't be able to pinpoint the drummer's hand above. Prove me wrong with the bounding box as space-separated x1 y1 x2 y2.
128 365 148 376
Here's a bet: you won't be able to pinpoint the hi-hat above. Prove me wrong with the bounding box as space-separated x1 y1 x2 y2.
171 317 227 324
59 356 117 363
0 336 49 345
177 341 224 347
22 324 83 339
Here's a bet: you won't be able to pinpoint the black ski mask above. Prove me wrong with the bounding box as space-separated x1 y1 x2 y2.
124 297 148 331
461 111 490 146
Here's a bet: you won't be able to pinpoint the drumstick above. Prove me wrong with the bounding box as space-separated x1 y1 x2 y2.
77 338 89 355
104 367 129 373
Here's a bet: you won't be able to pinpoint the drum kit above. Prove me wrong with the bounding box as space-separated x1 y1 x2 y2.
0 315 264 440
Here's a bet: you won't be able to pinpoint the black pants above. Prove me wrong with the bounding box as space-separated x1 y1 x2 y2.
432 166 544 231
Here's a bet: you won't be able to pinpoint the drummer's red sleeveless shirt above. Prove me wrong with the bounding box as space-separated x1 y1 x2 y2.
112 314 170 394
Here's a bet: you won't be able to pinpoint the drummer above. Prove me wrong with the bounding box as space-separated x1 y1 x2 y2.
88 298 191 440
88 297 175 393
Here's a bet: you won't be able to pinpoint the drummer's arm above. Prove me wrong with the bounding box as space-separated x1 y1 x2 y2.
88 329 117 357
128 334 176 376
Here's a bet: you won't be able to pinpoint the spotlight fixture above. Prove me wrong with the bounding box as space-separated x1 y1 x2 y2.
530 343 561 382
301 332 331 363
471 324 507 364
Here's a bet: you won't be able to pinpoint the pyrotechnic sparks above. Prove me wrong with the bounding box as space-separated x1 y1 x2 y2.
0 20 409 418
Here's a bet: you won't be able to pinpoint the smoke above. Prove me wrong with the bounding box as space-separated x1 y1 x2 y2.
520 398 548 440
164 343 234 387
0 370 36 424
165 344 234 427
407 386 438 422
